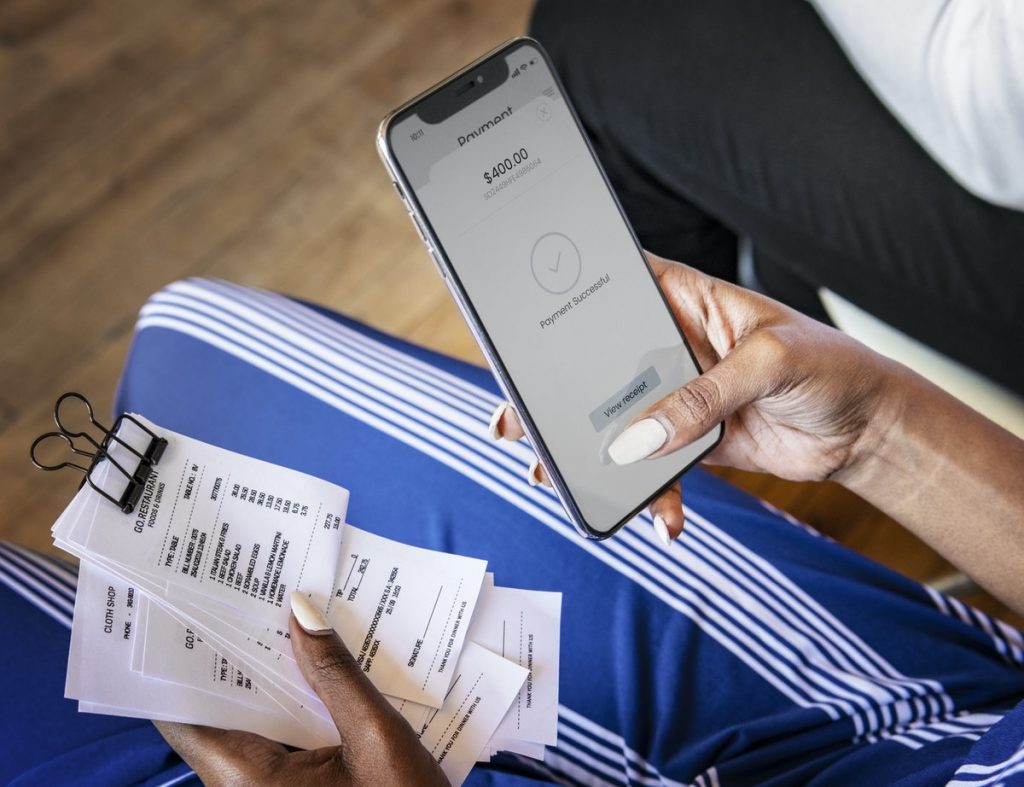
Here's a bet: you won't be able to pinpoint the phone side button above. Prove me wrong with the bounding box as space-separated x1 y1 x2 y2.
411 214 430 242
392 181 411 208
427 247 447 279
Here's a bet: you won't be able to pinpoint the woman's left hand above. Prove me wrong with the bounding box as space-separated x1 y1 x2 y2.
154 597 449 786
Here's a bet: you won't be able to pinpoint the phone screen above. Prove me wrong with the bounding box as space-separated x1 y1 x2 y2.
385 39 720 535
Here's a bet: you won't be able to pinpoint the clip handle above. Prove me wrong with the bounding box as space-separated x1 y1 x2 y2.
30 431 94 474
31 392 169 515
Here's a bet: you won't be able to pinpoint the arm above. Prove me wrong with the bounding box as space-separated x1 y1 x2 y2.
810 0 1024 209
841 366 1024 614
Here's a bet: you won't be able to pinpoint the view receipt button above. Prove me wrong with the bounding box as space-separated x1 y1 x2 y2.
589 367 662 432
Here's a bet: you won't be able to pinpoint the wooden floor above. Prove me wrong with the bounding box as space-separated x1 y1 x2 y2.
0 0 1017 626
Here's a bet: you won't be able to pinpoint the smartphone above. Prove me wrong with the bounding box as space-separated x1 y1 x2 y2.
377 37 722 539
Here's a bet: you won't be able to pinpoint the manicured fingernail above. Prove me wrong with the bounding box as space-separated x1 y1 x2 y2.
652 515 673 548
487 402 509 440
527 458 543 487
291 592 331 634
608 419 668 465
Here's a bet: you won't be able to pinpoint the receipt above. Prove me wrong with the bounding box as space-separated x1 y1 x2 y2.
157 524 492 709
66 560 334 750
128 522 496 717
491 738 547 759
79 417 347 627
134 582 436 735
326 525 487 707
58 487 336 730
135 596 268 710
417 641 528 786
387 695 431 731
467 585 562 745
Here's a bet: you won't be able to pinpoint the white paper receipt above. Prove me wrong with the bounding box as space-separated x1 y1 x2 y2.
82 416 348 627
467 585 562 745
418 641 528 786
327 525 487 707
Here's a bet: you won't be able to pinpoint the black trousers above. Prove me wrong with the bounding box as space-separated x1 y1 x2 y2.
529 0 1024 395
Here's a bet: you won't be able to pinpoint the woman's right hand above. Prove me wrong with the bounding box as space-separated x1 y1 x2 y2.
491 253 902 541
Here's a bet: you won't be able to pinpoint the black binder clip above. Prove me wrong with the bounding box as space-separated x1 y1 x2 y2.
30 392 168 514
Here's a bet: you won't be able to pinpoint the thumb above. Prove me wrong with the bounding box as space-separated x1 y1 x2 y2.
608 332 781 464
289 592 392 736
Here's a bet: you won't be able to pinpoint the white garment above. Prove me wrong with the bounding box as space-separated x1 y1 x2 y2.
810 0 1024 210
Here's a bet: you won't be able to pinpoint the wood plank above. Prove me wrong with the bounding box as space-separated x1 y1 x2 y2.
0 0 243 270
0 0 511 418
0 0 86 47
0 1 231 119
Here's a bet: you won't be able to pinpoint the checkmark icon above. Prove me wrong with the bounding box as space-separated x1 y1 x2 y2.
530 232 581 294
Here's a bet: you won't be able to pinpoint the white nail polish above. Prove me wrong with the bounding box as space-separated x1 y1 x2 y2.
652 515 672 548
527 458 542 487
608 419 669 465
291 591 331 633
487 402 508 441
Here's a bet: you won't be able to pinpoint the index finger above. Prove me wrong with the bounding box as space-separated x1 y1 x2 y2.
154 720 288 784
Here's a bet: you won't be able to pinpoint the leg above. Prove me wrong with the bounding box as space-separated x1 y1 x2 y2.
117 280 1024 783
529 0 1024 393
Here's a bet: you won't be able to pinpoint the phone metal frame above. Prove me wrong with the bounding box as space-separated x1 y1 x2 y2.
376 36 723 539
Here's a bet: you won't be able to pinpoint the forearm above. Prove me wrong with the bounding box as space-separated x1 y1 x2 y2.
839 364 1024 615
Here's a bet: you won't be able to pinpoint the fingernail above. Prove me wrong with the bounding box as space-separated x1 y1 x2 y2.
527 458 543 487
608 419 668 465
652 515 673 548
487 402 509 441
291 592 332 634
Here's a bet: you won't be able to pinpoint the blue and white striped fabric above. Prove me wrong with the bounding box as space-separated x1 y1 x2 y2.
946 709 1024 787
3 278 1022 786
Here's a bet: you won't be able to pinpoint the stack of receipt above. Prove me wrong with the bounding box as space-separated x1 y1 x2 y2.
51 415 560 786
